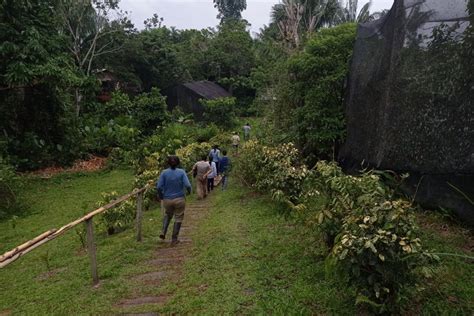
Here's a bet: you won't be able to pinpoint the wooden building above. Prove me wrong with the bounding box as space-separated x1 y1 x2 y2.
167 80 231 119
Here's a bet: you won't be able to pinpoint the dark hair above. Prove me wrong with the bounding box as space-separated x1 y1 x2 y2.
222 150 227 155
208 155 212 161
201 154 208 161
167 155 180 169
213 144 218 149
246 123 250 125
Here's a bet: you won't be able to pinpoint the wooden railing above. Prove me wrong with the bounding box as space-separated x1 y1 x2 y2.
0 185 150 286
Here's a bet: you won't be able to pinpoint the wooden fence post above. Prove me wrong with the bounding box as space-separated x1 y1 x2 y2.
85 218 99 286
136 191 144 242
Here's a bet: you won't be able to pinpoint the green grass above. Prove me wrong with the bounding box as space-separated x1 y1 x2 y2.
0 169 166 315
162 184 355 315
162 183 473 315
412 212 474 315
1 169 134 252
0 168 472 315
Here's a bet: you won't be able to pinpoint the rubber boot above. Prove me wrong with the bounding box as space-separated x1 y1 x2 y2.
171 222 182 245
159 214 171 240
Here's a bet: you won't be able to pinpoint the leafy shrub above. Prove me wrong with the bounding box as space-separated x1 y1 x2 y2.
99 91 134 119
175 142 211 172
200 97 237 129
239 142 430 313
273 23 356 161
132 87 169 135
193 123 220 143
299 161 387 247
303 161 431 311
331 199 430 312
208 131 232 149
108 147 138 168
136 122 219 167
81 117 140 155
239 140 309 202
219 76 256 117
133 150 165 205
170 107 194 125
96 191 135 235
142 123 193 156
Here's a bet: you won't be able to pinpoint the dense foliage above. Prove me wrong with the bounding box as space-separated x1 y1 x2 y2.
0 1 256 171
0 0 364 174
213 0 247 21
96 191 135 235
239 140 308 202
272 23 356 162
201 97 237 128
2 2 469 314
239 141 434 313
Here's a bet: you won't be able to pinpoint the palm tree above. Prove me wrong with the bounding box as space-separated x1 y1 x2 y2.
270 0 340 49
334 0 372 24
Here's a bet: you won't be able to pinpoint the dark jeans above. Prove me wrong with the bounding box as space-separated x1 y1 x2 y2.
207 178 214 192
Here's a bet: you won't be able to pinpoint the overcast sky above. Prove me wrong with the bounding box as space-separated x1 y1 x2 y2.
120 0 395 35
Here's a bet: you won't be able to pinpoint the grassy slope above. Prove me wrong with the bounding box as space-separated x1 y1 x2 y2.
0 169 163 315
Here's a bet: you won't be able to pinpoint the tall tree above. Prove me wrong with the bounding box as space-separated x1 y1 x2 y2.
335 0 372 24
271 0 340 49
0 0 70 88
213 0 247 21
0 0 84 170
57 0 132 116
208 20 254 80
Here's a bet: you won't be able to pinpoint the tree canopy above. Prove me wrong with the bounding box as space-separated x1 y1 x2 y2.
213 0 247 21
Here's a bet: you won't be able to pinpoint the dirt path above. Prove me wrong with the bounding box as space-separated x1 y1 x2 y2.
115 192 215 315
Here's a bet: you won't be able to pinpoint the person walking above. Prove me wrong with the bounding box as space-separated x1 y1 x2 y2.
231 132 240 153
207 155 217 193
219 150 231 190
192 155 211 200
157 156 192 245
243 123 251 141
209 145 220 172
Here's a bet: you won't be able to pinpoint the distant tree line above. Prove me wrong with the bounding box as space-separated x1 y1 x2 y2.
0 0 381 171
0 0 255 170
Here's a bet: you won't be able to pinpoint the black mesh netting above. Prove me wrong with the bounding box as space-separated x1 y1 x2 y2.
339 0 474 225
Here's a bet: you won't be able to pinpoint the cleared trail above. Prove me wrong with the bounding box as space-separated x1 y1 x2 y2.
112 178 340 315
115 191 215 315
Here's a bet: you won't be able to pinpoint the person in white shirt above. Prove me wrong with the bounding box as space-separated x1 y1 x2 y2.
207 155 217 193
231 132 240 153
209 145 220 172
243 123 251 141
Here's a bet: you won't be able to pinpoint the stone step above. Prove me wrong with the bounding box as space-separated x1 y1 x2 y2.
117 296 168 307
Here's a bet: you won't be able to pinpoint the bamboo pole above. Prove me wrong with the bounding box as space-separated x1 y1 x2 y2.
85 218 99 285
136 191 144 242
0 235 54 268
0 186 149 269
0 229 56 263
